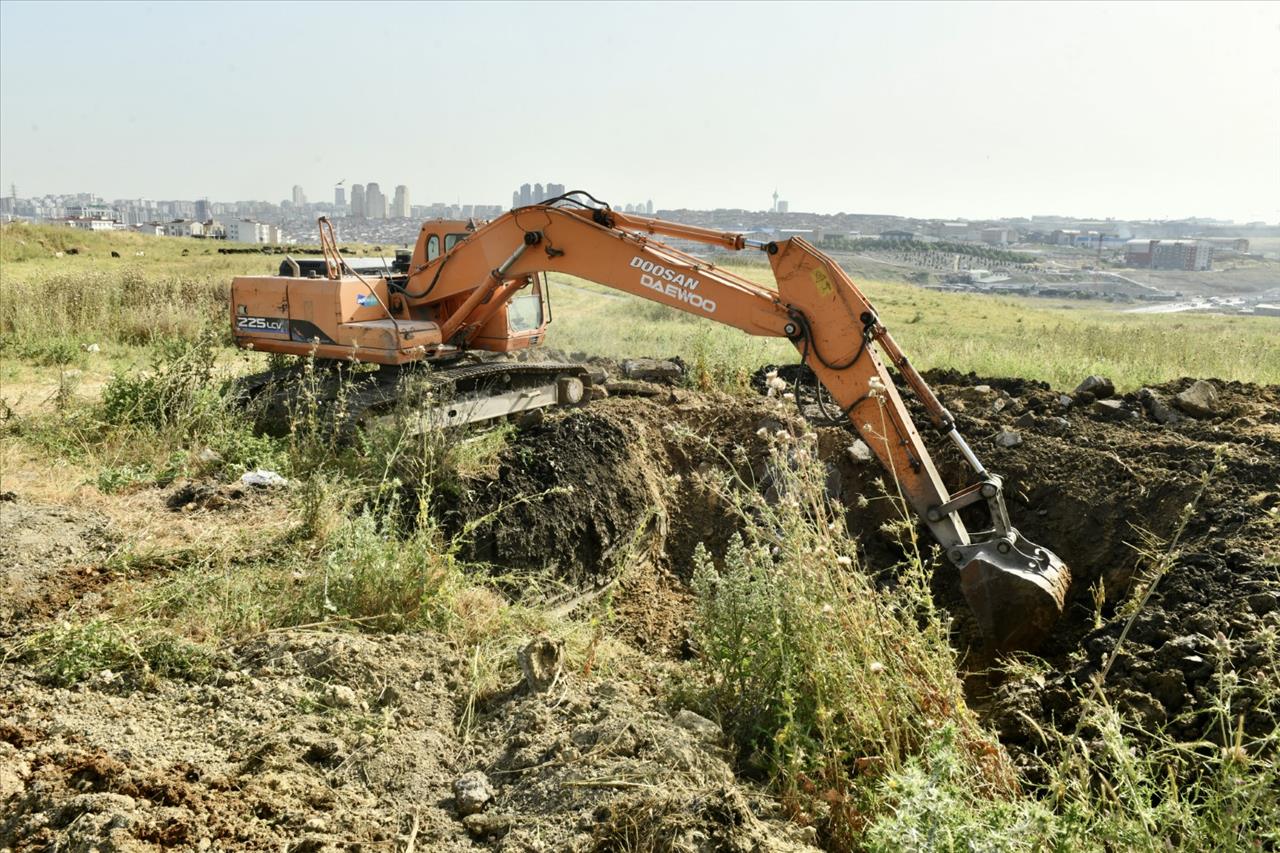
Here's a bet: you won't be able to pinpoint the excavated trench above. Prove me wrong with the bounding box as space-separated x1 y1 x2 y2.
445 369 1280 755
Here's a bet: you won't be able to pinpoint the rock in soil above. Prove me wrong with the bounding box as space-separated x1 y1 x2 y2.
453 770 495 816
462 811 511 838
1073 375 1115 399
1091 398 1135 421
994 429 1022 448
517 636 564 692
620 357 685 383
1173 379 1221 418
1138 387 1183 424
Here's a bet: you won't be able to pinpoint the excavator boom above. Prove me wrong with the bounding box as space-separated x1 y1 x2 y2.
230 194 1069 648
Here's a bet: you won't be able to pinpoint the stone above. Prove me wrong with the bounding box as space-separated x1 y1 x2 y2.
847 440 874 463
1092 399 1135 421
1014 412 1037 428
322 684 359 709
1058 394 1073 409
994 430 1022 448
1044 416 1070 435
1137 388 1182 425
517 636 564 692
1073 375 1115 399
462 812 511 838
1174 380 1221 418
620 358 684 383
1247 592 1278 615
453 771 495 817
673 709 724 745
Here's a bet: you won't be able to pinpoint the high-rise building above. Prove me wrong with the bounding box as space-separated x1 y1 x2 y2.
519 183 532 207
366 183 386 219
512 190 520 209
292 185 307 207
645 199 653 215
350 184 366 218
533 183 545 203
194 199 211 222
334 185 346 208
546 182 565 199
777 200 789 213
392 185 410 218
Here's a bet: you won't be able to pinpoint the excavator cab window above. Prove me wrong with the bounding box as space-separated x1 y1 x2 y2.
507 285 543 333
426 235 440 262
444 233 469 252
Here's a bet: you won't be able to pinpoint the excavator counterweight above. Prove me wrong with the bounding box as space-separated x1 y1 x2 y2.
230 192 1070 649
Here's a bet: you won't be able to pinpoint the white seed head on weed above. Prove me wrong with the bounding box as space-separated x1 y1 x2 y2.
836 555 853 567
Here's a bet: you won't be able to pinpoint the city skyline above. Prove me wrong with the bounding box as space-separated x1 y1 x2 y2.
2 2 1276 223
5 182 1274 228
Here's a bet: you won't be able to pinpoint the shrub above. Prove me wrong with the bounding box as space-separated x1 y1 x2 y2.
685 423 1013 846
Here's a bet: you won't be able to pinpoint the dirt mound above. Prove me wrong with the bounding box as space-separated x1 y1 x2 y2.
0 496 115 631
0 630 813 851
451 372 1279 760
450 391 808 655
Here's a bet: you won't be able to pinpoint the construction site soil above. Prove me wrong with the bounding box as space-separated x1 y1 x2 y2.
2 367 1278 850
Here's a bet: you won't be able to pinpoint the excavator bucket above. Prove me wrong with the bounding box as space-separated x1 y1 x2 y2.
957 533 1070 651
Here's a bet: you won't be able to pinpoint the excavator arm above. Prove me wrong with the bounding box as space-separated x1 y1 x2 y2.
397 201 1069 649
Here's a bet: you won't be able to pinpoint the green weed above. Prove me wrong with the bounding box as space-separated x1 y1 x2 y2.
19 618 218 688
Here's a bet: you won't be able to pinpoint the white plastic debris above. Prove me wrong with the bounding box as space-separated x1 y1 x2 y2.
241 469 288 488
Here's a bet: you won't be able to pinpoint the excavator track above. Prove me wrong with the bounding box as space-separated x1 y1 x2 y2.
234 358 591 437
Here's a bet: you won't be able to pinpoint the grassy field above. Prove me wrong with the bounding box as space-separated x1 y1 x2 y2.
4 224 1275 403
544 265 1280 392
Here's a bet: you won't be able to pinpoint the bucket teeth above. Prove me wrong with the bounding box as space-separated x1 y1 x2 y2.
957 533 1070 651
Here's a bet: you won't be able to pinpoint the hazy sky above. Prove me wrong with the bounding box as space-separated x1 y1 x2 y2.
2 1 1277 221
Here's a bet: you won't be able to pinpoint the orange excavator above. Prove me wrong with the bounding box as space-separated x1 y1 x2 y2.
230 191 1069 649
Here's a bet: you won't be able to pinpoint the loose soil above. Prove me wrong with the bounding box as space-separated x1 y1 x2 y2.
3 364 1278 850
0 497 116 634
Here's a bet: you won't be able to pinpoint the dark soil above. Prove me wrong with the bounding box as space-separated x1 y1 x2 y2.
916 373 1280 761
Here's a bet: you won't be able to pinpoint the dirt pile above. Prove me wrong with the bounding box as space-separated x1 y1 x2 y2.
1 630 813 851
917 374 1280 756
452 389 799 616
451 370 1279 758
